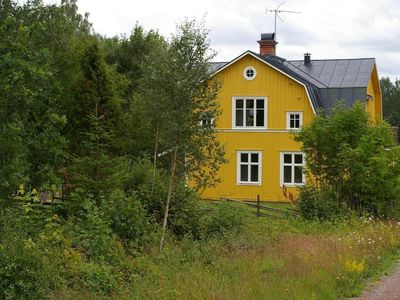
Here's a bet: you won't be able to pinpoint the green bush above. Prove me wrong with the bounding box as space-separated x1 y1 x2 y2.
168 184 202 239
104 189 149 246
204 201 246 238
78 262 119 295
133 163 202 239
298 186 343 220
0 209 63 300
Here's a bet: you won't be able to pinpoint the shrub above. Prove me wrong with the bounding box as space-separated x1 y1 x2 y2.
298 186 343 221
104 189 149 246
78 262 119 295
0 209 63 300
204 201 246 238
134 163 202 239
294 102 400 217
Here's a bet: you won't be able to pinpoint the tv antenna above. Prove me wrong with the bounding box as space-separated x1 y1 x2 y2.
266 1 300 41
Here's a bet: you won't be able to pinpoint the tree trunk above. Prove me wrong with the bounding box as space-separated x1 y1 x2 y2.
159 143 179 253
151 124 160 193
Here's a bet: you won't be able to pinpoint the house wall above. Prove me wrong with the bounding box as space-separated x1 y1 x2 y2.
199 54 314 202
366 64 382 123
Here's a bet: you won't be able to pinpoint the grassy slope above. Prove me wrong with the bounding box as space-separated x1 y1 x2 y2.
127 213 400 300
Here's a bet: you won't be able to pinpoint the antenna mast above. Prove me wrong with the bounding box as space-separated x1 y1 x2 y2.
266 1 300 41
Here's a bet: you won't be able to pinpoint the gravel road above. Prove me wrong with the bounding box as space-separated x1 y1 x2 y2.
351 262 400 300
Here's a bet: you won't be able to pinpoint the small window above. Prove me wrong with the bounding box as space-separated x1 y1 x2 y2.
243 66 257 80
233 98 267 129
286 112 303 130
199 112 214 128
281 152 305 186
237 151 261 185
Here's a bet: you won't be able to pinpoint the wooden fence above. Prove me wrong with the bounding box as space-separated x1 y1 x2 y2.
201 195 300 219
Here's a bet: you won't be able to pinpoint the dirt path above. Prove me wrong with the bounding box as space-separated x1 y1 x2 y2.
351 262 400 300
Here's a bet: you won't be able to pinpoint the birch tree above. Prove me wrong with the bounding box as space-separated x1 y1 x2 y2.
150 20 225 252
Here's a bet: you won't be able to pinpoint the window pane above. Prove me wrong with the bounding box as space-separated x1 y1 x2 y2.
251 153 258 162
246 109 254 126
295 154 303 164
294 166 303 183
241 153 248 162
284 154 292 164
290 119 295 128
284 166 292 183
251 165 258 182
256 109 264 126
240 165 248 182
246 99 254 108
256 99 264 109
236 99 243 109
236 109 243 126
295 119 300 128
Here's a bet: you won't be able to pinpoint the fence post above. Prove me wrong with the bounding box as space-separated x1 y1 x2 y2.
257 194 260 217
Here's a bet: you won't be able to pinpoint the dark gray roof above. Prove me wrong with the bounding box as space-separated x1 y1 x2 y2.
288 58 375 88
209 62 227 74
210 52 376 112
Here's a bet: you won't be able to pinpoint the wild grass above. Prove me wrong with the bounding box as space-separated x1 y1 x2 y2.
126 214 400 300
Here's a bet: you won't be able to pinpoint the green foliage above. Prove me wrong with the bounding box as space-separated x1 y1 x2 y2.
104 189 149 246
136 169 203 239
298 186 342 220
381 76 400 132
295 102 400 218
78 262 119 294
0 0 90 196
204 201 246 238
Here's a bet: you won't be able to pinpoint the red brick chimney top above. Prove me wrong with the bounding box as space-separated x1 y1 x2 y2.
257 33 277 56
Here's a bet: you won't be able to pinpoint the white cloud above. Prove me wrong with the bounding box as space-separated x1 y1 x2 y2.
40 0 400 79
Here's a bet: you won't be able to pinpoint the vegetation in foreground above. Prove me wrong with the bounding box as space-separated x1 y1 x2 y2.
2 200 400 299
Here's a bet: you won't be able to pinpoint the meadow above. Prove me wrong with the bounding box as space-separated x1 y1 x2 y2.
53 204 400 300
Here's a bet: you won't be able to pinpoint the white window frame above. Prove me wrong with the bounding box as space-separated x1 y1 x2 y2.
280 152 305 187
237 151 262 185
232 97 267 129
243 66 257 80
199 112 215 128
286 112 303 130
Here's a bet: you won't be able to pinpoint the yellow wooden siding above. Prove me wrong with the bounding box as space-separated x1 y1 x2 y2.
366 64 382 123
199 54 314 202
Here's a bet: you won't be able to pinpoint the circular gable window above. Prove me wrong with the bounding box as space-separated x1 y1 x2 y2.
243 66 256 80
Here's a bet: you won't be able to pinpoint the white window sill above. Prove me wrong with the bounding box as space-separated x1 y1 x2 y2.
237 182 261 186
281 183 305 187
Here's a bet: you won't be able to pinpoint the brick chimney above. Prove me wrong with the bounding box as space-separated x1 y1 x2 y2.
257 33 277 56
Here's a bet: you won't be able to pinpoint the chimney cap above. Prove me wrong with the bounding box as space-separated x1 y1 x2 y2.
260 33 275 41
304 52 311 65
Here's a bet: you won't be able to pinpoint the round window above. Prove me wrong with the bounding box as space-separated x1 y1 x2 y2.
243 66 256 80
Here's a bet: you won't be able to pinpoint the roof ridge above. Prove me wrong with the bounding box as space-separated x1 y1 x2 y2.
288 57 376 62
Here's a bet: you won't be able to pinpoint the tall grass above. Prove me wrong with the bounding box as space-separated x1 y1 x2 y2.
126 215 400 300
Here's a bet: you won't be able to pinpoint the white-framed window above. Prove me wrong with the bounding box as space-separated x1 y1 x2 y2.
232 97 267 129
199 112 215 128
237 151 262 185
286 112 303 130
243 66 257 80
280 152 305 186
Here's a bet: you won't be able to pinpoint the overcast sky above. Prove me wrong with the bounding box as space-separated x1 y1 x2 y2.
42 0 400 79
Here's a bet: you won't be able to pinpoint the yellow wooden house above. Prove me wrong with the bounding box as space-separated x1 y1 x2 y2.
200 33 382 202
